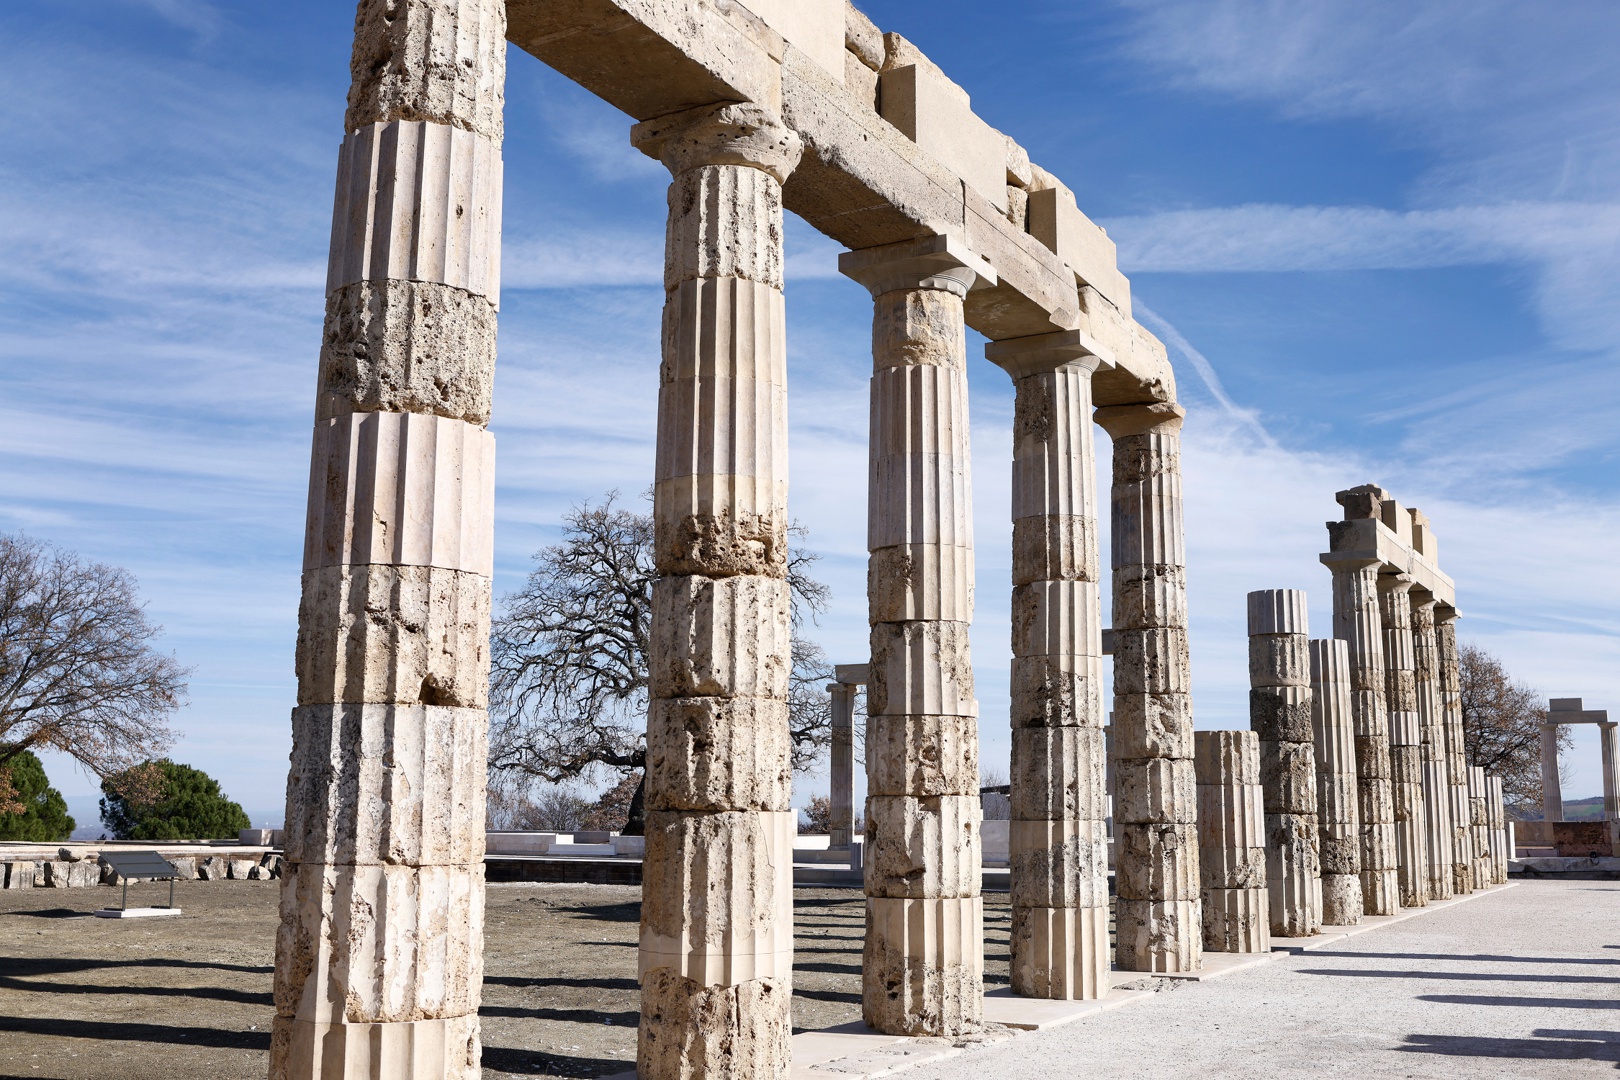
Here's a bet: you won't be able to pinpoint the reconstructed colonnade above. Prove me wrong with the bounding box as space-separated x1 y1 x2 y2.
279 1 1187 1077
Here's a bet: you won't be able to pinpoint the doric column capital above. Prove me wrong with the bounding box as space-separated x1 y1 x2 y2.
839 233 996 299
1320 553 1382 576
1378 572 1415 596
632 101 803 183
984 328 1107 380
1094 400 1185 440
1410 588 1439 614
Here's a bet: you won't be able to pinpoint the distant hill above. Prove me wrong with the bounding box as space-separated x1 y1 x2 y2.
1562 796 1607 821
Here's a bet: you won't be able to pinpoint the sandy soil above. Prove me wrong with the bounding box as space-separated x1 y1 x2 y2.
0 880 1017 1079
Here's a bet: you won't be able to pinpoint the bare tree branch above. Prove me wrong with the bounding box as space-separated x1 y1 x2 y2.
1458 641 1567 814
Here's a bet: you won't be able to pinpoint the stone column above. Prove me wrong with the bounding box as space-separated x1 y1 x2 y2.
275 2 505 1076
1410 593 1454 902
1379 573 1428 908
840 235 993 1036
1468 766 1491 890
1602 723 1620 821
1325 555 1399 915
1096 401 1200 974
1310 638 1362 926
631 102 803 1079
828 683 857 850
1435 611 1475 893
1487 776 1508 883
1539 724 1565 823
1248 590 1320 937
985 330 1108 1001
1195 731 1269 953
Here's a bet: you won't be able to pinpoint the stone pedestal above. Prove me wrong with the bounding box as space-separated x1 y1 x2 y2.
841 234 993 1036
1248 590 1320 938
632 101 804 1080
1097 402 1200 974
1468 766 1491 891
1310 638 1362 926
1410 594 1454 902
986 330 1108 1001
1194 731 1269 953
1436 612 1474 893
274 3 506 1076
1379 574 1428 909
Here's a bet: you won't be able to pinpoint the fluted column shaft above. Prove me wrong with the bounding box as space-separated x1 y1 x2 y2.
1411 596 1454 901
1436 613 1475 892
1195 731 1269 953
1380 575 1428 908
632 102 804 1080
987 332 1107 1001
1602 723 1620 821
1328 560 1399 915
1487 776 1509 883
841 236 992 1036
275 3 505 1076
1249 590 1321 937
1310 638 1362 925
1468 766 1492 890
829 684 857 850
1096 402 1200 973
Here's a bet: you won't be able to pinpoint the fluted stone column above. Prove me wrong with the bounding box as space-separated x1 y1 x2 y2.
1539 724 1565 822
829 682 857 850
1310 639 1362 925
1436 611 1475 893
1096 402 1200 973
631 102 804 1080
1380 574 1428 908
985 330 1108 1001
1487 776 1509 883
1411 594 1454 901
1468 766 1491 890
275 3 504 1075
1325 555 1399 915
1602 723 1620 821
1248 591 1320 937
1195 731 1269 953
841 234 993 1036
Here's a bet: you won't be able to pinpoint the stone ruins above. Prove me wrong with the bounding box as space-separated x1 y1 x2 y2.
277 3 1516 1077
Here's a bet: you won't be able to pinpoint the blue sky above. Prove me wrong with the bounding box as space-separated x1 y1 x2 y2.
3 0 1616 825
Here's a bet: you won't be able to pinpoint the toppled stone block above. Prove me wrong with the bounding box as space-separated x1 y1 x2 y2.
3 861 37 889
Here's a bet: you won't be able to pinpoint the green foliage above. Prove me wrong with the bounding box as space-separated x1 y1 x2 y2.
0 749 76 842
100 760 250 841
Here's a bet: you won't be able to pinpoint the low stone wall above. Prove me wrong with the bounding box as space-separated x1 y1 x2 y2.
0 844 282 890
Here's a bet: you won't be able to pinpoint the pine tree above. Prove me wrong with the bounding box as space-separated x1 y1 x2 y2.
99 760 250 841
0 748 75 842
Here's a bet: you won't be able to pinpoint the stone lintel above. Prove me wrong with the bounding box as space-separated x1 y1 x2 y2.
834 663 870 685
1321 518 1455 608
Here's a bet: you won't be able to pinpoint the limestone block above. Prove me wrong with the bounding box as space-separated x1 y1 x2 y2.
1194 731 1266 891
1011 516 1098 586
1011 580 1101 659
637 969 790 1080
1321 873 1363 927
304 410 496 575
2 861 36 889
844 49 879 109
648 575 791 700
864 713 979 797
1259 740 1318 816
1115 758 1197 826
199 856 232 881
869 386 972 550
1390 748 1425 810
274 860 485 1024
1112 692 1194 758
1115 898 1200 974
844 1 883 70
1355 734 1393 779
1266 813 1321 937
1249 635 1309 689
1247 590 1309 638
735 0 845 85
867 621 974 718
1009 656 1103 730
284 704 487 867
639 810 794 985
1362 864 1400 917
1319 833 1359 876
871 281 969 366
346 0 505 140
646 697 792 812
295 564 490 709
1202 887 1269 954
1351 690 1389 739
1388 706 1423 747
328 121 503 301
868 543 973 624
270 1011 481 1080
1115 823 1199 901
167 857 199 881
1009 727 1106 820
1251 686 1314 744
864 795 980 899
1110 565 1188 632
317 279 497 426
1010 904 1109 999
863 895 983 1036
45 860 103 888
1008 818 1109 910
878 62 1006 211
1026 184 1129 315
1112 628 1190 696
663 165 788 288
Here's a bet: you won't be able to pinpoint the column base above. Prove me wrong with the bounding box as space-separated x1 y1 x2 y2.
270 1015 479 1080
1010 903 1109 999
1360 867 1400 916
1320 873 1363 926
1202 887 1270 954
1115 898 1202 973
638 969 791 1080
863 896 984 1036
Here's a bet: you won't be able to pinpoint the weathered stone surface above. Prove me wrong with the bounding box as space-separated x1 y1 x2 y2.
1319 833 1359 876
1251 686 1314 743
1114 898 1200 974
285 704 488 867
1195 731 1266 892
639 970 790 1080
1112 628 1190 695
663 163 790 287
1011 515 1097 585
865 713 978 798
1355 734 1393 780
346 0 506 141
648 575 792 700
1011 580 1100 660
1007 818 1108 910
1266 813 1321 937
1010 904 1108 999
646 697 791 812
42 860 102 888
863 896 983 1036
317 280 497 426
872 286 969 365
634 102 804 188
1311 638 1360 907
1321 872 1363 927
271 1011 481 1080
864 795 979 899
868 543 973 624
867 620 975 718
1009 656 1103 730
1259 739 1318 816
1111 565 1188 632
295 565 490 709
844 1 884 69
1115 823 1199 901
1249 635 1309 688
1009 727 1106 820
1115 758 1197 825
5 862 38 888
1202 887 1269 954
1112 693 1193 758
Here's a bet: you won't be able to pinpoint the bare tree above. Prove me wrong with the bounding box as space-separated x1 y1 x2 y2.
1458 641 1567 815
488 495 837 826
0 534 186 812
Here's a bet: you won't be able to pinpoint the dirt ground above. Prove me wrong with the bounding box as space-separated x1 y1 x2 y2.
0 880 1017 1079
